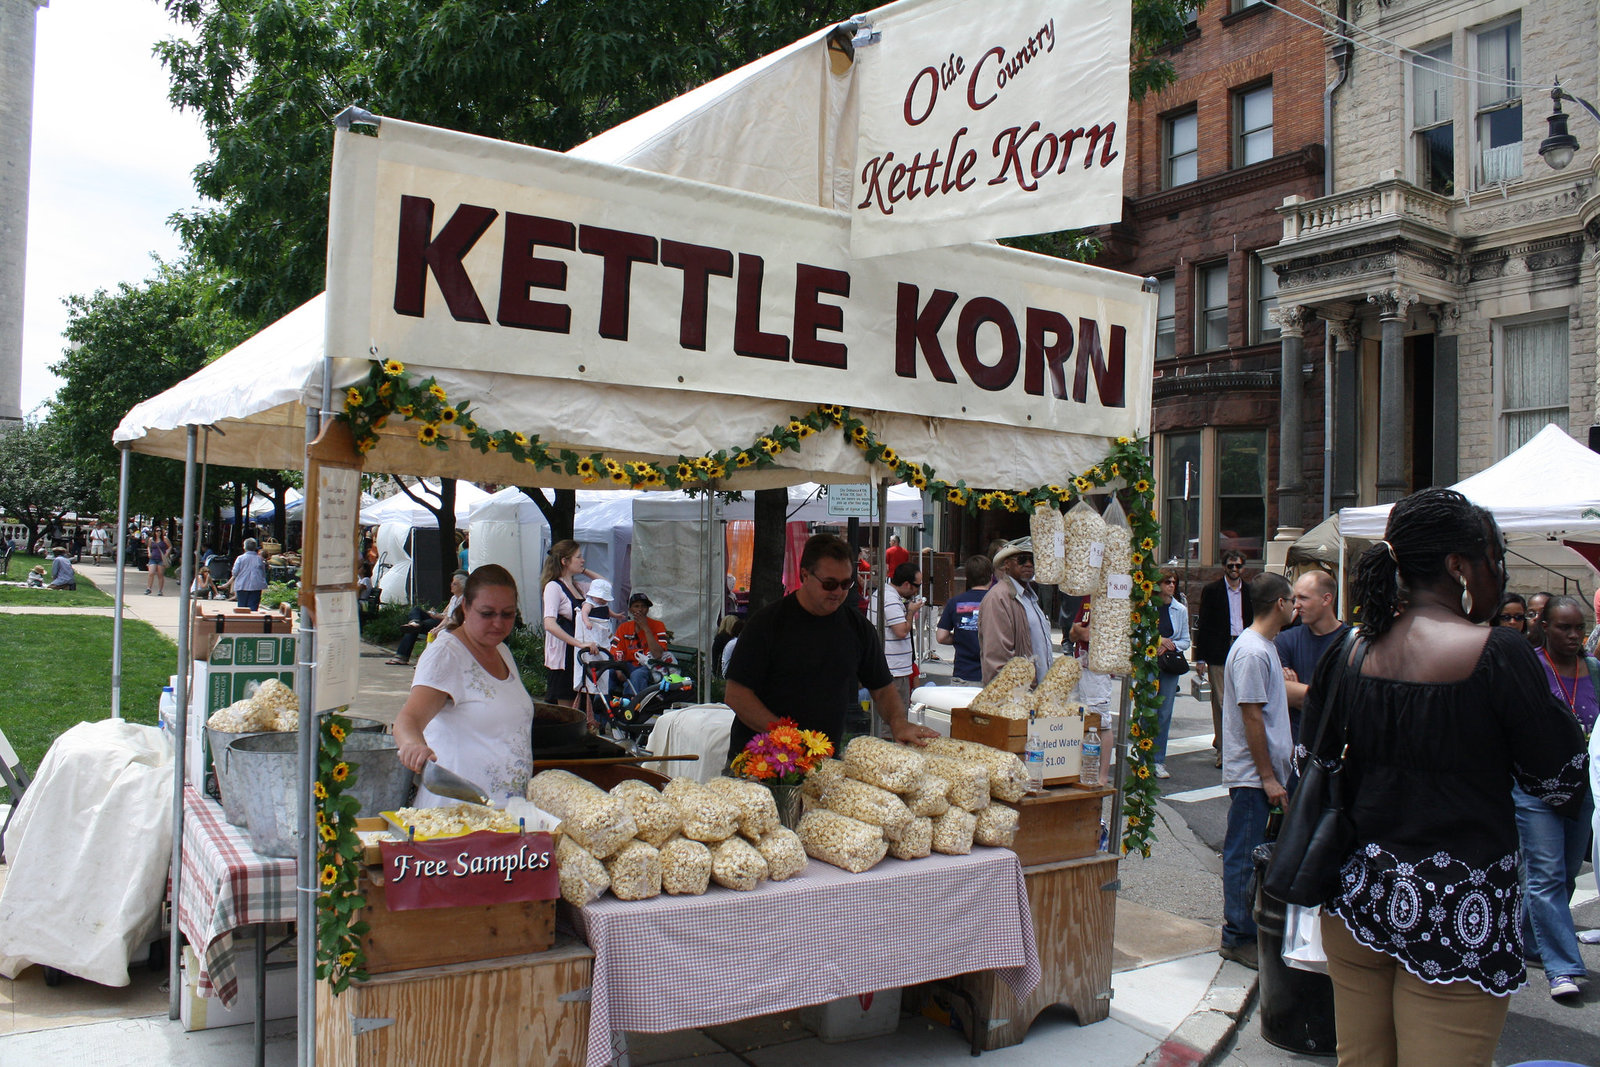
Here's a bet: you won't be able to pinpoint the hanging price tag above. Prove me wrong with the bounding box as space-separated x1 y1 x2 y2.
1088 542 1105 568
1104 574 1133 599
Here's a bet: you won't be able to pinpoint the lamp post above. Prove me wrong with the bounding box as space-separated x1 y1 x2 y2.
1538 80 1600 171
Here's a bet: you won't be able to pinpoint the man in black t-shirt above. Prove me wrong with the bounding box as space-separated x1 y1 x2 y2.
726 534 940 757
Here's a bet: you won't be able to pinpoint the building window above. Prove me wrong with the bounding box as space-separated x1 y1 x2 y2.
1164 110 1198 188
1162 432 1202 562
1234 83 1273 166
1230 0 1267 10
1475 19 1521 186
1499 316 1569 454
1156 275 1176 359
1252 255 1279 344
1197 262 1228 352
1217 430 1269 561
1412 43 1454 195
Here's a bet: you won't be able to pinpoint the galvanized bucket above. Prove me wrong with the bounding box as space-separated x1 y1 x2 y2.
207 727 265 827
229 732 413 858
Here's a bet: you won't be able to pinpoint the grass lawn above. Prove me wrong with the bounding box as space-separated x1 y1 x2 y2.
0 614 173 802
0 552 114 607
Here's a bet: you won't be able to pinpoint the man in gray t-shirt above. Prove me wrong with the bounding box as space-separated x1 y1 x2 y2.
1217 573 1296 968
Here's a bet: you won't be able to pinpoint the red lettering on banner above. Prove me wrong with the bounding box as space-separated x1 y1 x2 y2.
1024 308 1073 397
394 195 497 323
660 240 734 351
497 213 574 333
957 297 1021 391
1073 320 1126 407
905 67 939 126
895 284 959 382
967 47 1003 111
793 265 851 369
989 123 1041 190
578 225 658 340
733 254 789 362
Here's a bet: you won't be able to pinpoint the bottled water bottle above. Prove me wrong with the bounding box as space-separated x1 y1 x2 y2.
1080 721 1101 787
1024 715 1046 794
158 686 177 730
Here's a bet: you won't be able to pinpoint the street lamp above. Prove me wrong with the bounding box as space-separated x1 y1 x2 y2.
1538 80 1600 171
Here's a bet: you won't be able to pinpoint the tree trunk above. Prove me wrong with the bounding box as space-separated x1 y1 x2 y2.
748 488 787 614
437 479 458 580
523 487 576 542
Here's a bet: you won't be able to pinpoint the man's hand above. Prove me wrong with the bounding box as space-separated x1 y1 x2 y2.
889 719 940 746
1282 667 1299 684
1262 776 1288 808
1194 661 1207 680
1069 622 1090 644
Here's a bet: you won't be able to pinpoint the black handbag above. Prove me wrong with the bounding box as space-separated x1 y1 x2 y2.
1262 630 1367 907
1157 647 1190 675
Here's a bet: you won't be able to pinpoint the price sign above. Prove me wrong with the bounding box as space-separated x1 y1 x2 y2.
1104 574 1133 600
1029 707 1085 783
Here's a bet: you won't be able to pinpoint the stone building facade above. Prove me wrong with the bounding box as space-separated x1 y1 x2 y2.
1261 0 1599 519
1092 0 1330 567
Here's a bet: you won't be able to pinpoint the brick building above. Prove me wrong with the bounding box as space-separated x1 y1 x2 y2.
1092 0 1330 569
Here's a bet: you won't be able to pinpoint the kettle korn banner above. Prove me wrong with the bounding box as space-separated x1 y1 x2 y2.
851 0 1131 258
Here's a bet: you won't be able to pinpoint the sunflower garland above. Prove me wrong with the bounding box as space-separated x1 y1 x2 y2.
314 711 369 994
340 362 1165 856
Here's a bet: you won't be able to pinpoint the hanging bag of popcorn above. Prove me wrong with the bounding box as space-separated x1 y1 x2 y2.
1061 500 1109 597
1086 498 1134 676
1030 502 1066 586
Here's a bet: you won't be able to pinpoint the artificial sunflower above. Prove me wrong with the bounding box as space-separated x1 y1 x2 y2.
428 383 447 402
338 951 357 968
377 381 393 399
849 425 870 446
706 463 726 480
576 457 598 481
417 424 440 445
319 824 337 842
607 464 629 485
879 446 898 466
440 407 458 423
313 781 327 800
734 451 755 468
331 762 351 782
1073 476 1092 492
946 487 968 505
397 404 415 418
382 359 405 376
1129 722 1142 738
356 437 376 454
320 864 340 886
1137 765 1151 780
512 432 529 448
757 436 780 455
1138 737 1154 752
1109 462 1120 477
1140 537 1156 551
328 723 346 743
674 462 696 482
1133 479 1151 494
484 436 500 452
345 388 363 409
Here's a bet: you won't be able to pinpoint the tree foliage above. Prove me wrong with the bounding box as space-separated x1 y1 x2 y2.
0 420 101 550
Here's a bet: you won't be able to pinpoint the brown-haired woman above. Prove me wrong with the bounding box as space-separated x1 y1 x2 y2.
541 539 600 707
394 565 534 805
1303 488 1586 1065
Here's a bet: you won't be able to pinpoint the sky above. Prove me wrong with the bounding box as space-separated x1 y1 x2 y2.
18 0 209 418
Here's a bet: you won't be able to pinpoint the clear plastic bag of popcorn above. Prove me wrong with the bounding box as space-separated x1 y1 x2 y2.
556 836 611 907
821 777 914 841
705 776 780 840
756 827 808 881
905 774 950 818
798 809 887 873
973 804 1021 848
925 738 1029 803
931 807 978 855
801 758 847 801
663 778 740 843
611 779 683 848
1061 500 1109 596
920 753 992 812
1087 501 1134 676
887 816 934 860
527 770 638 859
710 835 770 891
972 657 1035 714
660 836 712 896
604 840 663 900
1033 656 1082 713
1031 503 1066 586
842 736 924 793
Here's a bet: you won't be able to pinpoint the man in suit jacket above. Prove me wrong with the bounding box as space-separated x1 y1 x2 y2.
1194 551 1254 767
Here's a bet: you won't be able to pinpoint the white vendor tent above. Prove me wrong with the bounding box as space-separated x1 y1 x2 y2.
358 479 491 526
464 487 640 620
1339 424 1600 587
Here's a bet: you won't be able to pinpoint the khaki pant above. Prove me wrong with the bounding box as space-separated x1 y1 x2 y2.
1321 912 1509 1067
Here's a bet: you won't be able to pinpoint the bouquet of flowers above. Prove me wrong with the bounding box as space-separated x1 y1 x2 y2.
730 717 834 785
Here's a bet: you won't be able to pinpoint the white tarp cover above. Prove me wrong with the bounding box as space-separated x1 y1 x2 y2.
850 0 1130 257
0 721 174 985
468 486 552 621
630 482 923 525
631 504 723 648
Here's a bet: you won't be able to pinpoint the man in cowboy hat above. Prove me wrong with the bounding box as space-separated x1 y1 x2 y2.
977 537 1053 684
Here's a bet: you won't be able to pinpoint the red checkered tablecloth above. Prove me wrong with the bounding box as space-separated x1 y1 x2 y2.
573 848 1040 1067
176 786 298 1006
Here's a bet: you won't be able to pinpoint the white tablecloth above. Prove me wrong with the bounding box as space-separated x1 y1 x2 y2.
573 847 1040 1067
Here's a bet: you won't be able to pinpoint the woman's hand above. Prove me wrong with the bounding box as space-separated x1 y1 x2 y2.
397 740 437 772
1159 637 1176 653
580 641 599 655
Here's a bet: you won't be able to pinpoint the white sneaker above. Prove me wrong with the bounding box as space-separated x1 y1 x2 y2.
1154 763 1170 779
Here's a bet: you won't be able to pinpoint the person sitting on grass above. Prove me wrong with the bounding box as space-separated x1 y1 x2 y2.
387 571 467 667
26 565 46 588
48 547 77 591
191 564 220 600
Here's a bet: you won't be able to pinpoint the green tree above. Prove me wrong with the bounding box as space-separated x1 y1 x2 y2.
0 419 100 551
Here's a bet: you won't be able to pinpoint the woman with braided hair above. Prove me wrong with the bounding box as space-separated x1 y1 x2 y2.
1300 488 1586 1066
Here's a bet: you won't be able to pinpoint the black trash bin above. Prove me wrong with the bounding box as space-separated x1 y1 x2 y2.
1252 842 1337 1056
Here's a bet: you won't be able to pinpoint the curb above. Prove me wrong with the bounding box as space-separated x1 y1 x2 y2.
1137 960 1258 1067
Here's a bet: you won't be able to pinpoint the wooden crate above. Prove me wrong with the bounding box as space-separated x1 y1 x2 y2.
955 853 1119 1048
356 868 554 974
950 707 1027 753
317 939 593 1066
1002 784 1112 868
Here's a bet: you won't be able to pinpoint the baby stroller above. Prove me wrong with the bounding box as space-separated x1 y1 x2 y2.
577 649 694 747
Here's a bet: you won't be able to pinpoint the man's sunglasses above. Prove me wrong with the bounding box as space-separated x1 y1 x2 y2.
806 572 856 592
1496 612 1526 623
1224 562 1244 570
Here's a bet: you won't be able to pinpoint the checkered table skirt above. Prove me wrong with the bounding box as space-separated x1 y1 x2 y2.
176 786 297 1006
573 848 1040 1067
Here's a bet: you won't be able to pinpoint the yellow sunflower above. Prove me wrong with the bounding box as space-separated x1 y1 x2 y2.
674 462 696 481
1073 476 1091 492
1140 537 1156 551
849 425 869 446
734 451 755 468
947 487 968 505
1138 737 1154 751
693 456 713 472
383 359 405 377
1129 722 1142 738
512 432 529 448
313 781 327 800
1133 479 1151 494
428 383 447 402
356 437 376 454
417 424 439 445
1117 436 1130 445
328 723 346 743
344 388 363 409
1109 462 1120 477
397 404 414 418
1131 552 1144 566
607 465 629 485
439 407 457 424
757 436 780 455
1137 765 1151 780
338 950 356 968
331 761 351 782
879 446 898 466
319 824 337 842
977 492 996 510
706 463 726 480
315 810 327 826
377 381 393 399
485 436 500 451
320 864 339 886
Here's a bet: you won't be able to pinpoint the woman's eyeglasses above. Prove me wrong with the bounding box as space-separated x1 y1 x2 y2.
1496 612 1526 623
806 572 856 592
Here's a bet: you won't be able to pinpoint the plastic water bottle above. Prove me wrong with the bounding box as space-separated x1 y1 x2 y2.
1080 721 1102 787
1024 715 1046 794
158 686 177 729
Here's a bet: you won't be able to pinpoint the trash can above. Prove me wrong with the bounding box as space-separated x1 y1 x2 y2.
1252 843 1337 1056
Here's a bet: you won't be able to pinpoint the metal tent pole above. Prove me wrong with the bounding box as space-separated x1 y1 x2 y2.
112 445 131 719
168 426 199 1017
1107 676 1134 852
870 477 888 738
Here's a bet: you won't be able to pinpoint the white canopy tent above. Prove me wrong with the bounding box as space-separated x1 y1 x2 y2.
1339 424 1600 591
357 479 491 526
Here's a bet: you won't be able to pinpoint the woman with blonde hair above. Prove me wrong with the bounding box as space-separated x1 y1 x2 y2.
395 565 534 806
541 540 600 707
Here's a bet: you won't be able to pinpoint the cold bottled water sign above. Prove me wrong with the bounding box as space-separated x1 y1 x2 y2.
1030 706 1085 783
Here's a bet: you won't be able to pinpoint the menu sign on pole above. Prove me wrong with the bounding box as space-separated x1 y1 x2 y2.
312 590 361 712
314 466 361 584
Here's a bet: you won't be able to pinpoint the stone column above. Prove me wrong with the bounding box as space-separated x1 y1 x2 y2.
1329 319 1361 512
1271 304 1314 541
0 0 49 425
1427 304 1460 487
1367 288 1418 504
